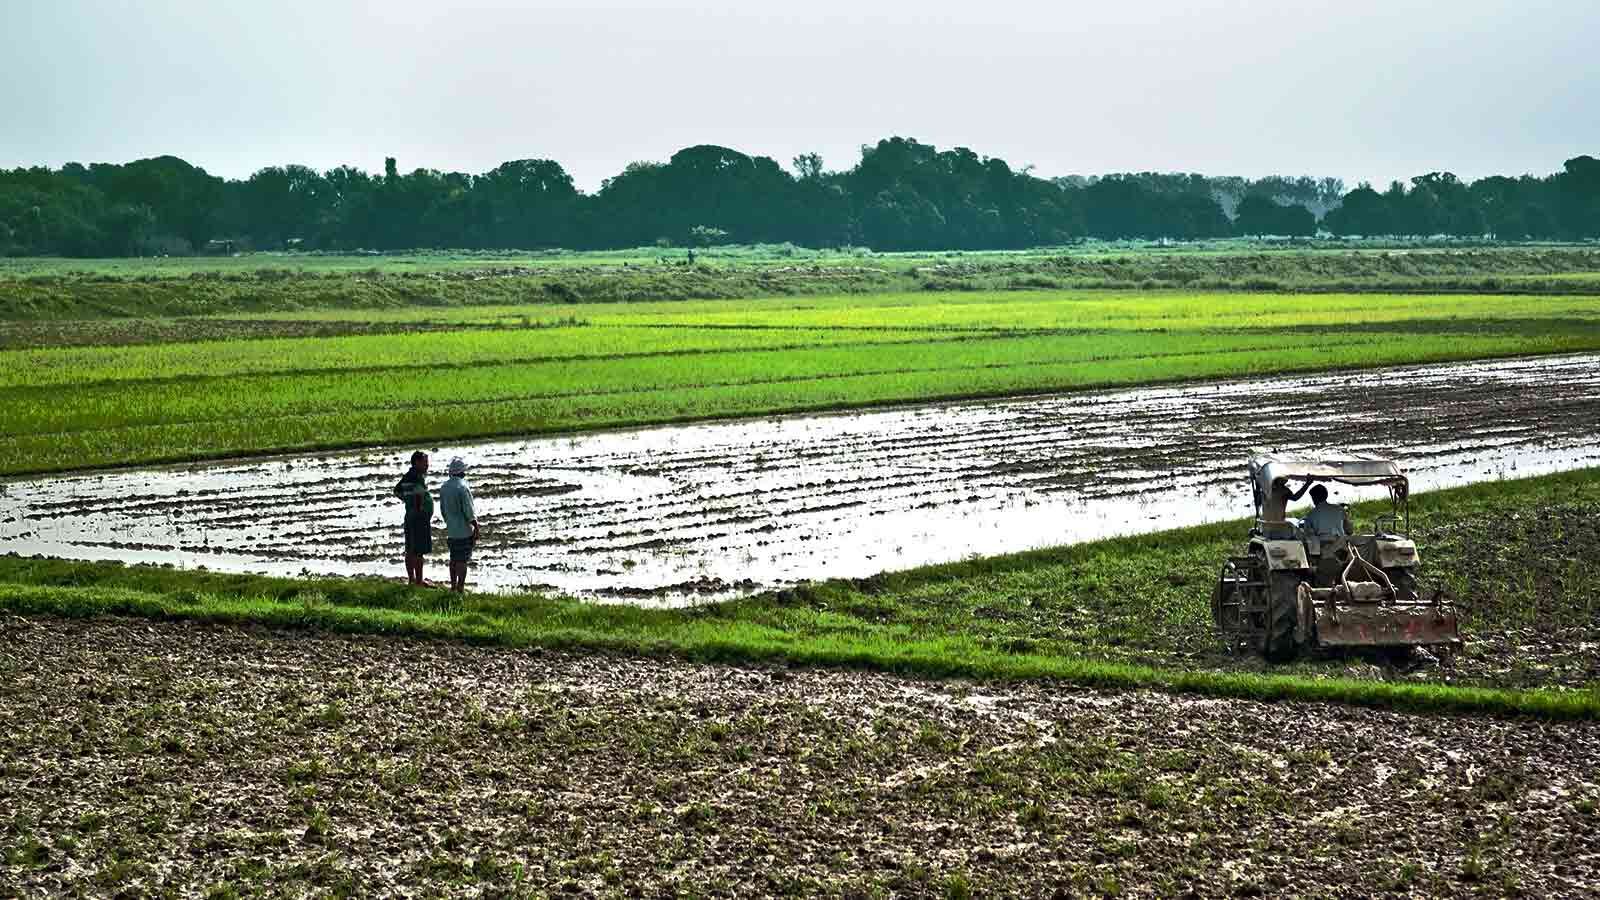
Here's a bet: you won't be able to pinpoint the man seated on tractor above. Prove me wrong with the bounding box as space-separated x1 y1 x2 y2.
1270 478 1353 537
1303 484 1352 536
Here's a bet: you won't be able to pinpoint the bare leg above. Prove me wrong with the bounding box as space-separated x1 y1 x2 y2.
451 561 466 593
405 554 421 585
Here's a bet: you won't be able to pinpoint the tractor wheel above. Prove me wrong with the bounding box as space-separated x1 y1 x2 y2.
1262 572 1306 662
1213 570 1245 652
1212 571 1233 628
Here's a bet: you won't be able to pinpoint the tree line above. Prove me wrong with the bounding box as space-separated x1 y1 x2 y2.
2 137 1597 257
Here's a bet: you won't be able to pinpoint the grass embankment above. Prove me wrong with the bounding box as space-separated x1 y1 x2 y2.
6 468 1598 719
4 244 1600 320
6 240 1597 279
5 290 1600 474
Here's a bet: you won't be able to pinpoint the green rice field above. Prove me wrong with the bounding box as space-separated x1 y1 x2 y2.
4 289 1600 474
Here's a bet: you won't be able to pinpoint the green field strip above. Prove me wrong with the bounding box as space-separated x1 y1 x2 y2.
0 330 1424 436
3 333 1593 474
0 325 1012 390
5 286 1600 473
218 290 1600 328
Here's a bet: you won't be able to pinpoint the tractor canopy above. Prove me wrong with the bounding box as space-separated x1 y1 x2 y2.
1248 455 1409 523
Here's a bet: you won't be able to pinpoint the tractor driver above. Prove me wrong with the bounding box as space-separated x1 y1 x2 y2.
1270 479 1352 536
1303 484 1352 536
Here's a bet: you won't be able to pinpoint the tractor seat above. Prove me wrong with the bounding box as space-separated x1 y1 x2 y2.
1302 533 1323 557
1259 519 1299 541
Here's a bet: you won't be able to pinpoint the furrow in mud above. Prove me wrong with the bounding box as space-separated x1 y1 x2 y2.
3 353 1599 602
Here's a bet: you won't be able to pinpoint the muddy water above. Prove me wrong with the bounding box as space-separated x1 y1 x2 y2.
4 353 1599 603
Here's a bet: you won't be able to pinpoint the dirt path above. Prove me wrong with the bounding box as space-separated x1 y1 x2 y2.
2 616 1597 897
3 353 1600 600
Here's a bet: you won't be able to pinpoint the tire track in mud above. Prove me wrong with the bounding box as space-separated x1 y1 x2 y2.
3 353 1599 602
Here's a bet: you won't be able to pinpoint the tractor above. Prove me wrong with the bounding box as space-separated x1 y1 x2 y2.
1213 455 1460 660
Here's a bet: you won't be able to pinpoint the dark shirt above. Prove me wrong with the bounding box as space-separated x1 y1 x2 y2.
395 468 433 523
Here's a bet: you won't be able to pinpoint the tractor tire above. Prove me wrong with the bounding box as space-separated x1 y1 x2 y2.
1212 572 1232 631
1262 572 1306 662
1213 569 1246 652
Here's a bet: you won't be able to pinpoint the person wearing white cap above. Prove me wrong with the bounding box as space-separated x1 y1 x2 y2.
439 456 478 593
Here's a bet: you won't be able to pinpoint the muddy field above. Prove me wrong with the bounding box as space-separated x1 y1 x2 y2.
1 616 1595 897
3 353 1599 600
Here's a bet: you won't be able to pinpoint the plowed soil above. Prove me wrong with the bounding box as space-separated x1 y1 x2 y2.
2 616 1597 898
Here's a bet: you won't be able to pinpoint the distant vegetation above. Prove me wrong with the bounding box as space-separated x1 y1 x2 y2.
6 245 1600 322
3 136 1598 257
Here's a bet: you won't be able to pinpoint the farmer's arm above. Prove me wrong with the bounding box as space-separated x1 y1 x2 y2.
1284 480 1313 502
465 487 479 539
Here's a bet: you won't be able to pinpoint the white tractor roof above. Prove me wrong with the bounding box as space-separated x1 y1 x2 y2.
1249 454 1408 493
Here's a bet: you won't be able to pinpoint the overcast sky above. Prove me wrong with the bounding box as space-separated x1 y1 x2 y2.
5 0 1597 191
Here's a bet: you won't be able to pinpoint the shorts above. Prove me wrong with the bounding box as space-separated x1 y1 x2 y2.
448 537 475 564
404 520 433 556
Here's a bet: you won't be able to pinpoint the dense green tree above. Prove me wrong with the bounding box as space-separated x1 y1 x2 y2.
2 144 1597 256
67 156 224 251
1555 155 1600 238
1323 185 1390 237
0 167 132 256
1077 175 1230 239
792 153 824 181
1234 195 1316 236
477 159 578 248
240 165 326 248
846 138 1086 248
859 185 947 250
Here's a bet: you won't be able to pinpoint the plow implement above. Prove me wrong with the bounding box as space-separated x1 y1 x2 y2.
1297 547 1461 650
1310 600 1461 648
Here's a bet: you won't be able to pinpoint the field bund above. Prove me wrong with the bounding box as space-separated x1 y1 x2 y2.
4 352 1598 599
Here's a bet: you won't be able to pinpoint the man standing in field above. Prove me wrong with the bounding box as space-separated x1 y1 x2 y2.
440 456 479 593
395 451 434 585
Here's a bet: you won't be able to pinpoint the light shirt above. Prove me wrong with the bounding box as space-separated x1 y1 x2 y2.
440 475 476 540
1305 501 1347 536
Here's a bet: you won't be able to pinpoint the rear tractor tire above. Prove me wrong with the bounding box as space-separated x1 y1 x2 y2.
1262 572 1307 662
1213 571 1240 648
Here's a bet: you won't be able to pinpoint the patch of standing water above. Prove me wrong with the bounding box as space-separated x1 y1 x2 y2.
3 353 1600 605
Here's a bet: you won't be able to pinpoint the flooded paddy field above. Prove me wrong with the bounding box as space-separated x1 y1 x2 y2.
2 353 1598 601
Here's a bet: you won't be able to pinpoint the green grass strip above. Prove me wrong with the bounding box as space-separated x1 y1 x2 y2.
5 581 1593 720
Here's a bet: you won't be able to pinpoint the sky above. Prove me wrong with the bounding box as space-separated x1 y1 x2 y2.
4 0 1598 192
